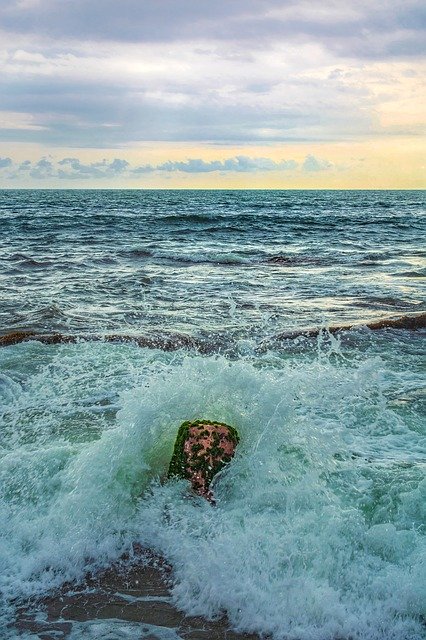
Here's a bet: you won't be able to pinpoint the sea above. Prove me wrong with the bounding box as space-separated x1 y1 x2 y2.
0 189 425 640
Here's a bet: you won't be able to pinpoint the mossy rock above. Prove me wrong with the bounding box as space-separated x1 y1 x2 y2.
168 420 239 493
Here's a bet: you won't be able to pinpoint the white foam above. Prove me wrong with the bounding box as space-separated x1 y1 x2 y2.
0 340 425 639
67 620 182 640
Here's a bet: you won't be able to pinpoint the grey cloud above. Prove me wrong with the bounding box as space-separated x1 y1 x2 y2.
0 156 131 180
131 163 155 174
157 159 226 173
0 157 12 168
0 2 420 151
153 156 298 173
3 155 301 180
56 157 130 179
0 70 373 147
302 155 333 172
29 158 53 179
1 0 424 58
0 1 288 43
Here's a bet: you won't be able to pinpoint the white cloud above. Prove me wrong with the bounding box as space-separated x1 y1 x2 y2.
0 110 47 131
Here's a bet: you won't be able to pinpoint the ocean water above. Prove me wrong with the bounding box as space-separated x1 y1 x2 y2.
0 189 425 640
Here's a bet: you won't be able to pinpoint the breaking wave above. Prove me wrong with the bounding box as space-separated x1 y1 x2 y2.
0 337 425 639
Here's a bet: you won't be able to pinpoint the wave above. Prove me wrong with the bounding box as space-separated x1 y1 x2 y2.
153 251 252 265
157 213 218 223
397 270 426 278
1 351 425 639
119 248 254 265
355 296 419 309
156 251 336 267
262 254 325 266
5 253 56 271
100 249 327 267
119 248 154 259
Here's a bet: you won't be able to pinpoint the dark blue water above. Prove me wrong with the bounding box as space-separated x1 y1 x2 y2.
1 190 424 338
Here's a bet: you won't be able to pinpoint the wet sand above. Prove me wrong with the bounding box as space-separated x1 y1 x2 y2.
15 556 260 639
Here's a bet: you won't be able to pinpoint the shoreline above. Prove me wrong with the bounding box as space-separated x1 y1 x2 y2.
15 554 260 640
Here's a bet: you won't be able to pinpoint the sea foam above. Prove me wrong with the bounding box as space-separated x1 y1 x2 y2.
0 339 424 639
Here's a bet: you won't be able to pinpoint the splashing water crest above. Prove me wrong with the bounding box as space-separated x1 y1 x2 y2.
0 334 424 639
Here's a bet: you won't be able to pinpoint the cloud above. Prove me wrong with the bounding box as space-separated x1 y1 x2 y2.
1 154 301 180
0 1 423 150
1 156 131 179
57 157 129 178
151 156 298 173
0 63 377 147
0 0 424 59
61 158 128 178
29 157 53 179
302 154 334 171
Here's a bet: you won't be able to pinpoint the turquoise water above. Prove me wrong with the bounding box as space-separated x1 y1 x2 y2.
0 190 425 639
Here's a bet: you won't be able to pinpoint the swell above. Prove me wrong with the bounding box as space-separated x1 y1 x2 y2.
118 250 330 267
1 311 425 352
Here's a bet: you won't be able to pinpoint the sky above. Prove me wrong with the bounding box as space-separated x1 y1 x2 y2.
0 0 425 188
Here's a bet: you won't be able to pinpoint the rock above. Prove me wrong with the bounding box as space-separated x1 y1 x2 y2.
168 420 239 500
0 331 36 346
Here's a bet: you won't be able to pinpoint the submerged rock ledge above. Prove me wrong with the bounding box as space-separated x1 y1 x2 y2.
0 331 213 352
264 310 426 343
0 311 425 352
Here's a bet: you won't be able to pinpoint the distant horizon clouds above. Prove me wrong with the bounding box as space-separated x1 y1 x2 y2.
0 0 424 187
1 154 331 180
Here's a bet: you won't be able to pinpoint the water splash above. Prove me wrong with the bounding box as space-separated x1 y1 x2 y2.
0 337 424 638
